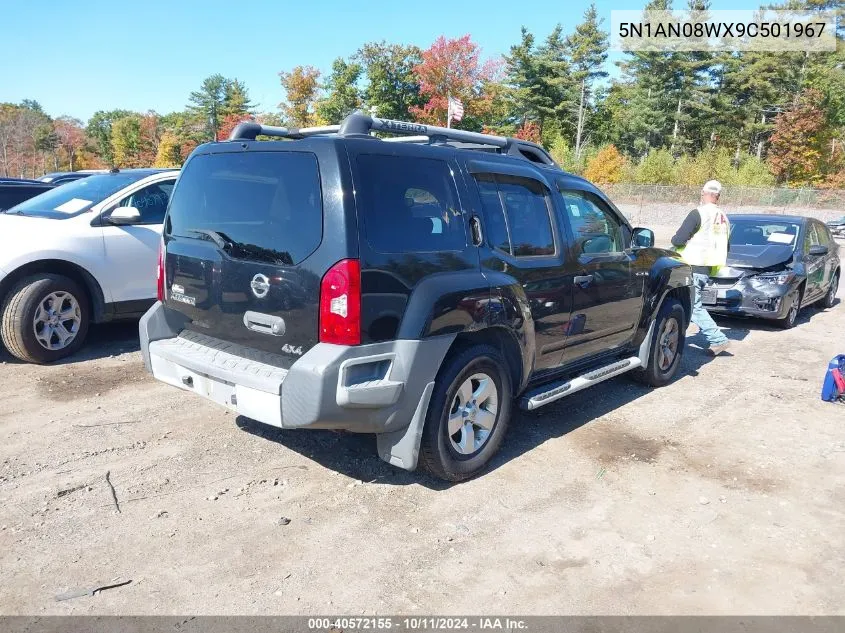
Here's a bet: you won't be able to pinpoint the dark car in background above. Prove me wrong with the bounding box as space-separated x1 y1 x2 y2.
0 178 55 212
38 171 103 185
705 214 840 328
827 216 845 240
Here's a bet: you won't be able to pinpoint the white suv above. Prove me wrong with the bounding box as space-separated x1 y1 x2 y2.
0 168 178 363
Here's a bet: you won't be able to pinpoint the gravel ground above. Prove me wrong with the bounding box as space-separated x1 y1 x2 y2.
1 278 843 615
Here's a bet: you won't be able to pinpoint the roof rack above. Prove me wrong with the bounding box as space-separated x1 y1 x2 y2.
228 112 557 167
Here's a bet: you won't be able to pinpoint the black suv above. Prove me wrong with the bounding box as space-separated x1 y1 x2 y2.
141 113 693 481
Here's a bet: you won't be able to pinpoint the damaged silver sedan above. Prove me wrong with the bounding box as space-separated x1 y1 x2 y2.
704 214 840 329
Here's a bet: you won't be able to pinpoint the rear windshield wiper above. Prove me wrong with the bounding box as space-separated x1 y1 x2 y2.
185 229 234 252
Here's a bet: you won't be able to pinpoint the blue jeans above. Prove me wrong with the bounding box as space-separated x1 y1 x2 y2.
692 273 729 347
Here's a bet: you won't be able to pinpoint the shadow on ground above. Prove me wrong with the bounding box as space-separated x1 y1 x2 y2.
236 333 729 490
0 321 140 365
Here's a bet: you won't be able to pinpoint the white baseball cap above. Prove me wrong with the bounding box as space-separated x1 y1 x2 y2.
702 180 722 194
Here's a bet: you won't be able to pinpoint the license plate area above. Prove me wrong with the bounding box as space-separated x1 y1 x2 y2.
701 287 717 305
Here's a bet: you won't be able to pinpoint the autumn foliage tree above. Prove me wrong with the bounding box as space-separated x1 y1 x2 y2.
514 121 541 143
583 144 626 184
410 35 495 126
279 66 322 127
217 113 254 141
154 132 181 168
768 89 828 187
53 117 85 171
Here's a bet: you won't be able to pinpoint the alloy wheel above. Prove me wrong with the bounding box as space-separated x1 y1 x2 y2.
447 372 499 456
786 292 799 326
32 291 82 351
826 274 839 308
656 316 680 372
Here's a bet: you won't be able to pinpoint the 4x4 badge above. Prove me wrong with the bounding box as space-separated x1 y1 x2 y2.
250 274 270 299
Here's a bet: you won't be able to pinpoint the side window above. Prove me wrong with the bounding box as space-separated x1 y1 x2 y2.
804 223 820 252
815 222 831 247
356 154 465 253
473 174 556 257
116 180 175 224
560 189 626 254
475 175 511 254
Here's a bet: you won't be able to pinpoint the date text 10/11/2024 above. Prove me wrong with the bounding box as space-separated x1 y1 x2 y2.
307 617 529 631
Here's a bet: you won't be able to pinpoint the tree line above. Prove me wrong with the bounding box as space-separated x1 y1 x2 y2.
1 0 842 188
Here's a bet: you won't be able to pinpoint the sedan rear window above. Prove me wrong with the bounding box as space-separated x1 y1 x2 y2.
166 152 323 266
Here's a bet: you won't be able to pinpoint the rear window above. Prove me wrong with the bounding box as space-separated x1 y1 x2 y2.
167 152 322 266
0 186 51 212
355 154 466 253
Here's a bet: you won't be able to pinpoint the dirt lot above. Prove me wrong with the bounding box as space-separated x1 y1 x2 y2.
1 281 843 615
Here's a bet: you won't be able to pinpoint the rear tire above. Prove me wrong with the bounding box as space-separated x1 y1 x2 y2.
418 344 512 482
632 298 686 388
775 288 801 329
1 274 90 364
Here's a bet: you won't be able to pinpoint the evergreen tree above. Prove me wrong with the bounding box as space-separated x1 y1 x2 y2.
188 74 228 141
565 4 609 157
222 79 254 118
616 0 677 154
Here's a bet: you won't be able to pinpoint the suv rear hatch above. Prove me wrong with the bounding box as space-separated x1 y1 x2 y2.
163 150 325 368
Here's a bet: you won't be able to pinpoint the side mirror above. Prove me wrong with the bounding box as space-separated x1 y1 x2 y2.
109 206 142 225
632 227 655 248
809 244 829 256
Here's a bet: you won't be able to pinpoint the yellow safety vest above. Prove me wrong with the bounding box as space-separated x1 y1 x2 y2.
679 203 729 269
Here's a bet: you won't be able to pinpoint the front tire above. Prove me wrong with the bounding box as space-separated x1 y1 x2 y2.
633 298 686 387
775 288 801 329
1 274 90 364
823 272 839 309
418 344 513 482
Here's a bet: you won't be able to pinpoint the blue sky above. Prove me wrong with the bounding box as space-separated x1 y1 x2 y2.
1 0 755 122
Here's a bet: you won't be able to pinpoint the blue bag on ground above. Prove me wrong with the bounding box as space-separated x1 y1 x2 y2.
821 355 845 402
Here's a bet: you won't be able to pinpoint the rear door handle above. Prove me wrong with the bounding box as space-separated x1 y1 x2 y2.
574 275 594 287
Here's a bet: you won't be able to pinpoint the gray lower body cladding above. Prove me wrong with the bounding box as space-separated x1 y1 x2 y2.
139 302 455 470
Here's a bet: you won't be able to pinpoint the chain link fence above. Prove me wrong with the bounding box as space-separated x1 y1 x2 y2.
602 184 845 244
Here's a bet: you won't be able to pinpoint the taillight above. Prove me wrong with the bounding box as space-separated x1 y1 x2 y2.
319 259 360 345
156 239 165 302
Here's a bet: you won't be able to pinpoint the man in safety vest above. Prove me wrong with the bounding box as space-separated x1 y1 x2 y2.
671 180 731 356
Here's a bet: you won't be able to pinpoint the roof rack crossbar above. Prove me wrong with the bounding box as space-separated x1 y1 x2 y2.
228 122 340 141
228 112 557 166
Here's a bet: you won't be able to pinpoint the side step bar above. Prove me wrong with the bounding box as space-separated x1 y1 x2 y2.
519 357 643 411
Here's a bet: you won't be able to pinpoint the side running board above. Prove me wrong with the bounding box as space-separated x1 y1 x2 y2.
519 357 643 411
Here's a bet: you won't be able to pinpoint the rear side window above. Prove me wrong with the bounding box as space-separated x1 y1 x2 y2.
167 152 322 266
355 154 465 253
474 173 555 257
814 222 831 246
